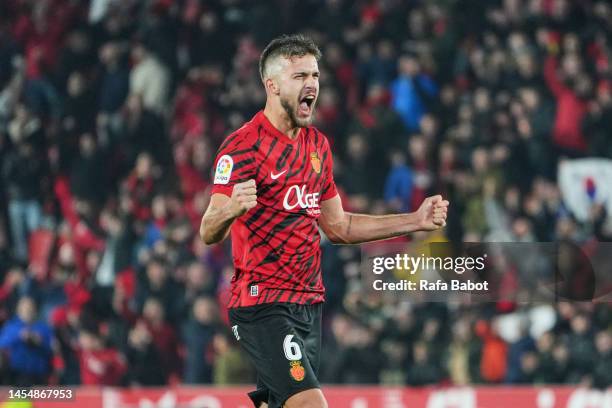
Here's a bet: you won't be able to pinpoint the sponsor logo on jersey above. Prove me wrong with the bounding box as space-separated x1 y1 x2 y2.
214 155 233 184
310 152 321 174
283 185 320 215
289 361 305 381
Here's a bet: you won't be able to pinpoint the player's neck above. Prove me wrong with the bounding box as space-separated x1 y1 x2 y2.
263 103 300 140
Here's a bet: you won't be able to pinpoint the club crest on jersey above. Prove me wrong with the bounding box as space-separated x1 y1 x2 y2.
310 152 321 174
289 361 305 381
214 155 233 185
250 285 259 297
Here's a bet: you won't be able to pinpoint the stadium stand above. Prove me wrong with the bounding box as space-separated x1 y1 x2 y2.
0 0 610 391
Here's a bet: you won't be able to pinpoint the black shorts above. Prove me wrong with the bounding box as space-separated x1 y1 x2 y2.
228 302 322 408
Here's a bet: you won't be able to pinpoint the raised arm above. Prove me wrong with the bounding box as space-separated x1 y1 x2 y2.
319 194 449 245
544 54 567 97
199 180 257 245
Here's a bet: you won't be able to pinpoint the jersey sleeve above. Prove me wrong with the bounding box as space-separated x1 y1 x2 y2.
210 133 257 197
320 136 338 201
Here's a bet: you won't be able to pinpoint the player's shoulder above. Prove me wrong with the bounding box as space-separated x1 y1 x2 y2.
218 118 259 151
234 116 261 139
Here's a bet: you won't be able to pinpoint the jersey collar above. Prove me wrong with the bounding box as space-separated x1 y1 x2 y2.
254 111 303 144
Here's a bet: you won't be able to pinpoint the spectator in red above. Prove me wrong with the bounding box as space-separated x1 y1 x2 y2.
41 242 89 319
173 144 208 202
77 328 126 386
475 319 508 383
50 303 81 385
171 68 206 142
122 152 157 221
140 297 180 383
543 51 589 154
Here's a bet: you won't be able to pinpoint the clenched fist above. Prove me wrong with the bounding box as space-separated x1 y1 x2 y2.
229 179 258 217
416 195 450 231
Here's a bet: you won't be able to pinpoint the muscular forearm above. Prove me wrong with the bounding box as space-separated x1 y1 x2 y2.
200 205 238 245
320 194 448 245
328 212 422 244
201 181 258 245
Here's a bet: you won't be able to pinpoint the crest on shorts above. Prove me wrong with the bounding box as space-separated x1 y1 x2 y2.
310 152 321 174
289 361 305 381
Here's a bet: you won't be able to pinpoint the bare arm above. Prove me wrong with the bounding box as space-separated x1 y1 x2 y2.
200 180 257 245
319 194 449 244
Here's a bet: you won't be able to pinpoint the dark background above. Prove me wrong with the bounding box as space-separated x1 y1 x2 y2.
0 0 610 389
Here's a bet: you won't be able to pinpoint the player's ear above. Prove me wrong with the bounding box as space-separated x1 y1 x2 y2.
265 77 280 96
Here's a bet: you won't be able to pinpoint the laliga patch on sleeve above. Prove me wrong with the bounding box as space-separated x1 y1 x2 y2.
214 155 233 185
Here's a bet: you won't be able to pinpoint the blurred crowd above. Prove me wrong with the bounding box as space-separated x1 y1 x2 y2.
0 0 611 388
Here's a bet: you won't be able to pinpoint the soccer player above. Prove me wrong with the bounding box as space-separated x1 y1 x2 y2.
200 34 449 408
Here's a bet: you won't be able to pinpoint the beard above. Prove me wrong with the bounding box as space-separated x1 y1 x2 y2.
280 96 314 128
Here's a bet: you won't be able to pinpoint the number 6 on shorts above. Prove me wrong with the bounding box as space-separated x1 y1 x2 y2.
283 334 302 361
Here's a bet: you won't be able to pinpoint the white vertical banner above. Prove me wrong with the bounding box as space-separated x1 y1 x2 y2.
558 159 612 222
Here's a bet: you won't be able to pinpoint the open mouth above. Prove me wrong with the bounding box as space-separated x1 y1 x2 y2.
298 94 316 116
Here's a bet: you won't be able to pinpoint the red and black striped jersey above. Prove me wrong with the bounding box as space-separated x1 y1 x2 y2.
211 111 338 308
